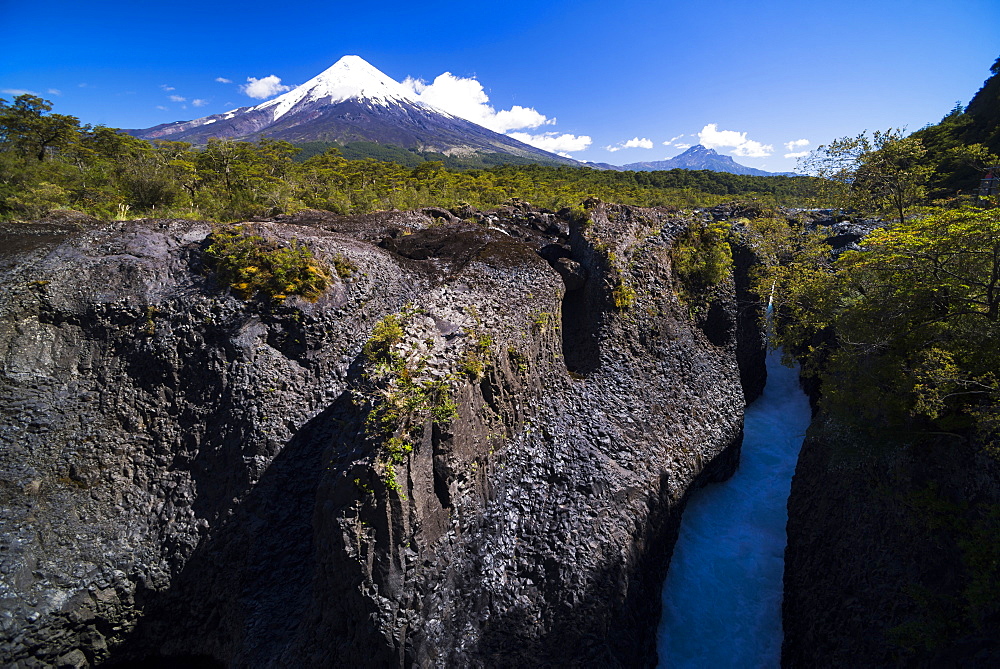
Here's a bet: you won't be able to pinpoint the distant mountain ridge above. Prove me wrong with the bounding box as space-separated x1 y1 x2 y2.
619 144 795 176
127 56 576 166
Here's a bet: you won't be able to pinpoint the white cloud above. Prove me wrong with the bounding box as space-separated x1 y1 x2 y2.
662 134 685 146
697 123 773 157
508 131 592 154
47 88 61 96
156 105 168 110
784 138 809 151
1 88 35 96
168 94 186 102
624 137 653 149
401 72 553 133
784 150 810 159
160 84 175 92
605 136 654 152
192 99 209 107
674 143 692 150
493 106 552 132
215 77 232 84
241 75 292 100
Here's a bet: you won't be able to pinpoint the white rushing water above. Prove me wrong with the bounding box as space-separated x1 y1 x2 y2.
657 346 812 667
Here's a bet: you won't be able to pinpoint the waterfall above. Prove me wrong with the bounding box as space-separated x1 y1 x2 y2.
656 344 811 667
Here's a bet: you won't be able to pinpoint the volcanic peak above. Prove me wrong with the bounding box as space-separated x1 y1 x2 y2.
254 55 417 122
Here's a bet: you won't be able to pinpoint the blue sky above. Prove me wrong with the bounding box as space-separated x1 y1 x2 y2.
2 0 998 171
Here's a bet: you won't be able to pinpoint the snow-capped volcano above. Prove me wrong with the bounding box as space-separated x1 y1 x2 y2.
129 56 574 165
254 55 418 123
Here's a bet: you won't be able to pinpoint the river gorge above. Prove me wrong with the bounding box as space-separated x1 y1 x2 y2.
658 343 811 667
1 203 993 667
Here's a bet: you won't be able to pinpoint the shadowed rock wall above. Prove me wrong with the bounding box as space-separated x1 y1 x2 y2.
0 203 754 668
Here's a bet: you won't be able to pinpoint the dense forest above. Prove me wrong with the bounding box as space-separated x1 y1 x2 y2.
3 62 996 224
764 58 1000 658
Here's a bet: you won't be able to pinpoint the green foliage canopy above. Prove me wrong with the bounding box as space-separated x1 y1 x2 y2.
766 207 1000 440
799 129 933 222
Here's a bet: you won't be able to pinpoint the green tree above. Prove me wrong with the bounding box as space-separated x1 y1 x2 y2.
800 129 933 221
768 206 1000 434
0 95 80 161
196 138 300 219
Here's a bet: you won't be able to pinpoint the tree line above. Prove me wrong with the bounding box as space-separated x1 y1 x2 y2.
0 94 829 222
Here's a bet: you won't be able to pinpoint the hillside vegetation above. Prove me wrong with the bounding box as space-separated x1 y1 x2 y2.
911 56 1000 198
753 56 1000 449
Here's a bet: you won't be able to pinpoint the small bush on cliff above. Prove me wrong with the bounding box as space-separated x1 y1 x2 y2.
458 333 493 379
671 220 733 318
363 313 405 370
672 220 733 290
205 225 332 301
332 253 358 279
359 311 459 495
457 308 494 379
612 279 637 310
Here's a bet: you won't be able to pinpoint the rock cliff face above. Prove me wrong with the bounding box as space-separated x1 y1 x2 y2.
783 419 1000 667
0 202 754 667
779 216 1000 667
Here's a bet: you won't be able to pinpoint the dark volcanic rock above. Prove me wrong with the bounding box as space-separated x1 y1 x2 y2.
728 222 769 403
783 419 1000 667
0 204 754 667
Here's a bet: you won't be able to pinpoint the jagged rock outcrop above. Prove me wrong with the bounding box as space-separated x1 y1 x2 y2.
0 202 754 667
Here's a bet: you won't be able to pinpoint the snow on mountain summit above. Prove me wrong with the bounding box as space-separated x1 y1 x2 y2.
127 55 577 166
254 55 416 122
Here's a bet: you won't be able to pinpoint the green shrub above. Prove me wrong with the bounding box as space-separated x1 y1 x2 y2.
458 330 494 379
531 311 552 332
612 280 637 310
332 253 358 279
359 311 460 495
672 220 733 290
363 313 405 369
507 347 528 375
204 225 332 300
5 181 68 219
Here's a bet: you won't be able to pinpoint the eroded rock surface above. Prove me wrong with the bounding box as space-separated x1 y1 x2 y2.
0 202 753 667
